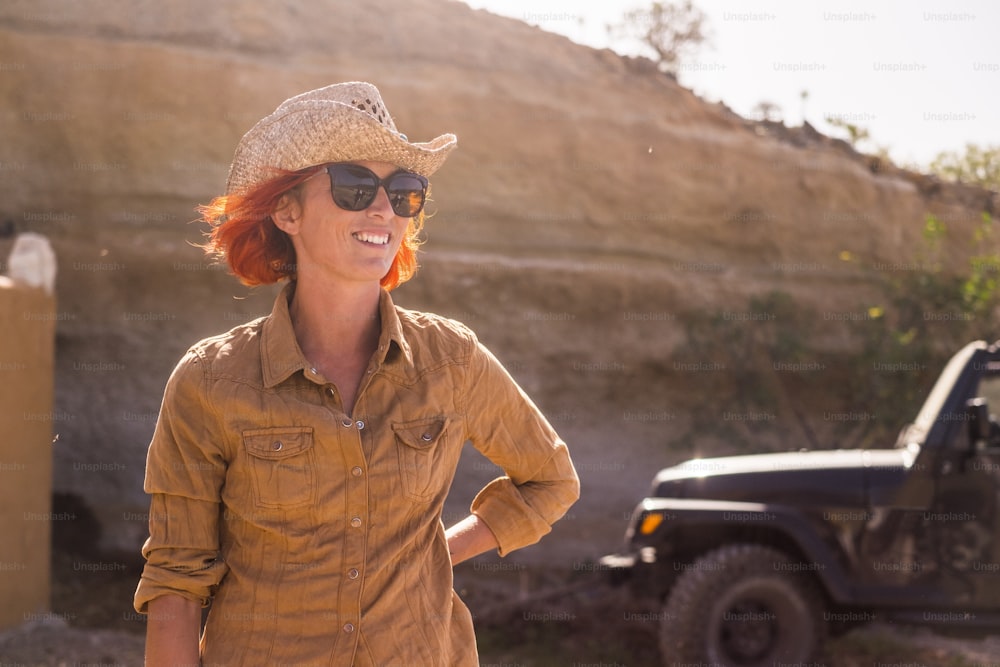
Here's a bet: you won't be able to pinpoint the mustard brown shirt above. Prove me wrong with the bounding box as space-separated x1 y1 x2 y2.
134 284 579 666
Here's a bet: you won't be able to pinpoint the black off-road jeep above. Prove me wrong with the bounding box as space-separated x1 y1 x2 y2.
601 340 1000 666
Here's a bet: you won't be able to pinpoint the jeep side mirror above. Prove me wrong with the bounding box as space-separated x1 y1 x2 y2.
966 397 991 448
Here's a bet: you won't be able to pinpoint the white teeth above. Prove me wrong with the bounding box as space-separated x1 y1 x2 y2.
353 232 389 245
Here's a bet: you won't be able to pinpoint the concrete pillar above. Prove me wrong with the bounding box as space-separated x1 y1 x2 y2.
0 277 56 629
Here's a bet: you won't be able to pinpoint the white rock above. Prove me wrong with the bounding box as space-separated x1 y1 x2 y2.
6 233 56 295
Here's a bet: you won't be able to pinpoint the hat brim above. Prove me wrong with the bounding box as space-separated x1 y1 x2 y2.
226 99 457 197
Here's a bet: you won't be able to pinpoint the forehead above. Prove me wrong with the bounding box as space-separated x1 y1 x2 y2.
341 160 400 178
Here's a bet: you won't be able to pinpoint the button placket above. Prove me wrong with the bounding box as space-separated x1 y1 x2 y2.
338 410 367 648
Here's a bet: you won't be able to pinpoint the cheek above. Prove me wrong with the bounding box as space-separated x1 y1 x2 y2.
393 220 413 246
300 183 346 226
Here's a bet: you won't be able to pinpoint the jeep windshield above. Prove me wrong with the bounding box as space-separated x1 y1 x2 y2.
898 340 985 448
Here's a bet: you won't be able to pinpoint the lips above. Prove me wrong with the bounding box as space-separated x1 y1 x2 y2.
353 231 390 246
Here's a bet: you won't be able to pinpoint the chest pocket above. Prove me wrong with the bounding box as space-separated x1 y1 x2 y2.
393 417 450 502
243 427 316 508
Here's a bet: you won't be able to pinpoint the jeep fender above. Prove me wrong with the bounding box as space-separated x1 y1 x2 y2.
635 498 855 604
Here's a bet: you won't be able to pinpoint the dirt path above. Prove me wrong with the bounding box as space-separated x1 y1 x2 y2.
0 618 144 666
1 616 998 666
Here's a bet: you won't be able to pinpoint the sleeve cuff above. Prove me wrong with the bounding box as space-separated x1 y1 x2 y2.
470 477 552 557
134 553 228 613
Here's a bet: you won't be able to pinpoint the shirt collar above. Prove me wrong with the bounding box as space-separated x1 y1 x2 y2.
376 288 413 369
261 282 413 389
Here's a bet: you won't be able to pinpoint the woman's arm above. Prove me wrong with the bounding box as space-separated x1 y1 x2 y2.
445 514 500 564
135 350 228 642
459 338 581 557
145 594 202 666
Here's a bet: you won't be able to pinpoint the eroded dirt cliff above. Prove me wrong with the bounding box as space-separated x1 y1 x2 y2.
0 0 996 557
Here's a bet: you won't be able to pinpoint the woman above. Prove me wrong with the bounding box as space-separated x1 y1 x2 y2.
133 81 579 666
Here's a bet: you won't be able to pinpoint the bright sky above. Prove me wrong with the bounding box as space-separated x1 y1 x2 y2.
461 0 999 169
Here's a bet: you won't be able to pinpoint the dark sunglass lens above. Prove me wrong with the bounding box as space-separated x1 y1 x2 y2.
330 165 378 211
386 173 427 217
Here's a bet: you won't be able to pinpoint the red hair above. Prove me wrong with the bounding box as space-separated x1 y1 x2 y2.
199 166 425 290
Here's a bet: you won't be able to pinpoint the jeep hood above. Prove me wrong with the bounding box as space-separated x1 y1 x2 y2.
651 447 917 509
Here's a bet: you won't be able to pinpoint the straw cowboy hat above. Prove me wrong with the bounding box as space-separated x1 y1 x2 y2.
225 81 457 196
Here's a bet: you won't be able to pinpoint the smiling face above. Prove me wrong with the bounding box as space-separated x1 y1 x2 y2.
271 160 412 288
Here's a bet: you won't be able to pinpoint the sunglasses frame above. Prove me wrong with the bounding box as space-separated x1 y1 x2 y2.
325 163 428 218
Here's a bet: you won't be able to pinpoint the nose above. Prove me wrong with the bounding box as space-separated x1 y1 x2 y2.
366 185 395 218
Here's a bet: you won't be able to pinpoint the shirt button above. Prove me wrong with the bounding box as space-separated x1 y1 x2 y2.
343 623 355 633
351 466 363 477
355 420 365 430
272 441 283 451
327 387 336 397
347 568 359 579
421 433 433 442
350 516 362 528
341 418 353 428
310 367 318 374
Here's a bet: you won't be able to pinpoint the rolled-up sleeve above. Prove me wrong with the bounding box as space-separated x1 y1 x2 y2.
462 338 580 556
134 349 230 613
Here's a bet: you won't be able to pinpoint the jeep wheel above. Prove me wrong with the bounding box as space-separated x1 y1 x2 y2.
660 544 826 667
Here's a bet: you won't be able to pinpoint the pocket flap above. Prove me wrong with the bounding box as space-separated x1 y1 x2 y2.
392 417 449 450
243 427 314 460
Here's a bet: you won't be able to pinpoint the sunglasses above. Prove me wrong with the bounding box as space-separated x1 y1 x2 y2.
325 163 428 218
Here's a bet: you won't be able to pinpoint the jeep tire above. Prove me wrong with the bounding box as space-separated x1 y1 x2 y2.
660 544 826 666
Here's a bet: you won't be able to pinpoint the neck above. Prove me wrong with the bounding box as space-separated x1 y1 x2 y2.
287 276 383 364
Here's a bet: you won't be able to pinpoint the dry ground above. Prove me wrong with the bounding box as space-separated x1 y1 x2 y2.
1 549 998 666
